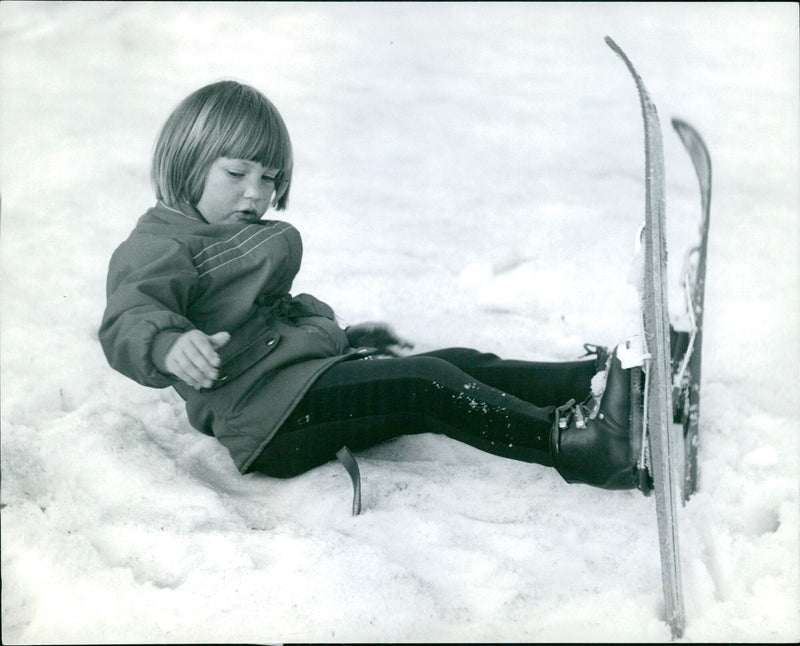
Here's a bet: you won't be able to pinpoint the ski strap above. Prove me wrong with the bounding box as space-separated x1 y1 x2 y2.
336 446 362 516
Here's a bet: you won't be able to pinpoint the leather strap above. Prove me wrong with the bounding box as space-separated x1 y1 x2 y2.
336 446 362 516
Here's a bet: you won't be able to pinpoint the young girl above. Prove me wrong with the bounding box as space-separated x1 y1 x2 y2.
100 80 647 491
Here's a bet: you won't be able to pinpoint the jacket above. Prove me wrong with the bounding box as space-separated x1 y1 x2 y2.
100 201 359 473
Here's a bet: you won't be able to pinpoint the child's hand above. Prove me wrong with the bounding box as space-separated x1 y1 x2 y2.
164 330 231 389
345 322 414 356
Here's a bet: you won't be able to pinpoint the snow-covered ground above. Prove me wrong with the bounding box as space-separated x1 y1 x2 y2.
1 2 798 642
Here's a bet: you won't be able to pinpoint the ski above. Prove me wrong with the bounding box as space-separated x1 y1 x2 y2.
670 118 712 502
605 36 686 639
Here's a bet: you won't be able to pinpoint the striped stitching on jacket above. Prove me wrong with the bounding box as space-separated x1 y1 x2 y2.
195 222 295 278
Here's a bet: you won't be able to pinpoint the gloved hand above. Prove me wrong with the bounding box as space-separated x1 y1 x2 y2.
345 322 414 356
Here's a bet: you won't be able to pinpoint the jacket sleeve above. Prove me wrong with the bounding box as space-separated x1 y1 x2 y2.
99 235 198 388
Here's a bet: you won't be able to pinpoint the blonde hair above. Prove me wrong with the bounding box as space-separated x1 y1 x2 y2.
151 81 293 210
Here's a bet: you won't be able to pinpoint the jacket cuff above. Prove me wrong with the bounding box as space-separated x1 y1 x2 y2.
150 329 187 376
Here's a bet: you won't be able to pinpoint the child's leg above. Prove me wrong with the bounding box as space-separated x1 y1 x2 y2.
415 348 597 407
249 353 558 478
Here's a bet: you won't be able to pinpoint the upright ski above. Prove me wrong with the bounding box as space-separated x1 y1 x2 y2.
605 36 686 639
670 118 712 502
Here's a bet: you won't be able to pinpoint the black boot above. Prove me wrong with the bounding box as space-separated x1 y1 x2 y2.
670 325 692 423
670 325 691 374
549 350 638 490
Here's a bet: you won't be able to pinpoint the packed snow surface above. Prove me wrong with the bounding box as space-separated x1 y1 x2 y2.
1 2 798 642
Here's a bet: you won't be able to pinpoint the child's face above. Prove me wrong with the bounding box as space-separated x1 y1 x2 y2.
195 157 281 224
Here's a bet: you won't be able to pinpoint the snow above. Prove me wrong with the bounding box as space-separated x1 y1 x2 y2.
1 2 798 642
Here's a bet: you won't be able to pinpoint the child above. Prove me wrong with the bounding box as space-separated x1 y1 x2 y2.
100 80 645 490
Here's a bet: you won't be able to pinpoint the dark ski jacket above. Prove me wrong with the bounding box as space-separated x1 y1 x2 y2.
100 201 360 473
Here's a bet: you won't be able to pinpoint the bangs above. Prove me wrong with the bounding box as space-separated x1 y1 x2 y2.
217 95 292 171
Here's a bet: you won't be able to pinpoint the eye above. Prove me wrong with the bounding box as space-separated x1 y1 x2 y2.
263 170 284 185
262 170 281 183
225 170 245 179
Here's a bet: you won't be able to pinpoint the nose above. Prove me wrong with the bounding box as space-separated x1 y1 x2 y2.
242 177 272 203
242 180 264 201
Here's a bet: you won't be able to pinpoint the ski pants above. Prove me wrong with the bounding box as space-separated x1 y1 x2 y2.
249 348 597 477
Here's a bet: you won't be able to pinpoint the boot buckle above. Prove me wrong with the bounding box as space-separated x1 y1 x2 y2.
555 398 576 431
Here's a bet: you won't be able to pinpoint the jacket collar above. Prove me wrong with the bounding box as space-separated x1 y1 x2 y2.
157 200 207 223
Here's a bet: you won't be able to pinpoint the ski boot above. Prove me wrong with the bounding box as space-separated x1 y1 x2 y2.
549 349 639 490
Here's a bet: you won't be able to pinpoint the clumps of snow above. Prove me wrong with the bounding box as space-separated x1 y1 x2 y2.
591 368 609 399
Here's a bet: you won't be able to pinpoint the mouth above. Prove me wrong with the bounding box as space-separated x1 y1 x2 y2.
234 209 260 222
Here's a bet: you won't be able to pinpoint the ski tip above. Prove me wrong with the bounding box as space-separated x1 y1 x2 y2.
605 36 634 68
671 118 709 154
604 36 656 115
671 117 711 159
671 117 713 192
671 117 696 135
604 35 623 56
604 36 642 86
